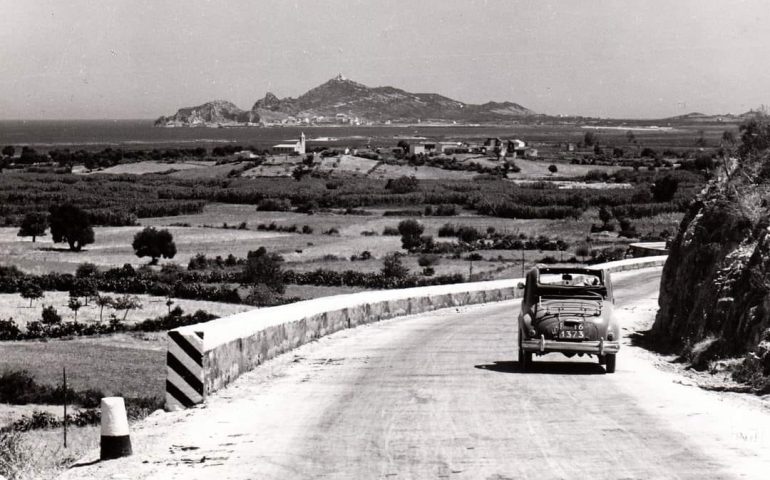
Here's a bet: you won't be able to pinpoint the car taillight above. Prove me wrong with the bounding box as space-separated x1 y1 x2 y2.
607 332 614 341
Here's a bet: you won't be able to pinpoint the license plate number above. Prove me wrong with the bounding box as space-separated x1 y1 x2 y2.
559 329 585 339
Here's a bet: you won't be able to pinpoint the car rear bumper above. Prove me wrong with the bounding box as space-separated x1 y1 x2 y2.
521 338 620 355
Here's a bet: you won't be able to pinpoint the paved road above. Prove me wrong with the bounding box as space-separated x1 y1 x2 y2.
67 268 770 479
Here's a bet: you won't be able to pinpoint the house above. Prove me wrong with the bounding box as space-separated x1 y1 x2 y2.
272 132 306 155
409 144 426 155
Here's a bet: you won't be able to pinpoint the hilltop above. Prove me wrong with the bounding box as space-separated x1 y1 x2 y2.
155 75 534 127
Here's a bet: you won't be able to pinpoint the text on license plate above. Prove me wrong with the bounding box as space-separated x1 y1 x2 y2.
559 329 585 339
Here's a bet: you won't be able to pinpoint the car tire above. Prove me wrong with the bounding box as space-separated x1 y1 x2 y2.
518 331 531 371
605 354 616 373
598 354 606 365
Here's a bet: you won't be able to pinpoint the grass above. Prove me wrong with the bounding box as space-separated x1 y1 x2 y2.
0 291 253 330
1 425 99 480
0 333 166 398
0 225 289 274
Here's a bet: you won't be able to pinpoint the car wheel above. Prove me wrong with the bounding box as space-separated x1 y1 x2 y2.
605 354 616 373
598 354 606 365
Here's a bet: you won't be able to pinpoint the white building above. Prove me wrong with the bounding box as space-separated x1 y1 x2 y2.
272 132 306 155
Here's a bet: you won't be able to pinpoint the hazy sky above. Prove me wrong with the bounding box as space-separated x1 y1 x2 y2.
1 0 768 119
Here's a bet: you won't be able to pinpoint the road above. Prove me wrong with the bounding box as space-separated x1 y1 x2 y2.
66 268 770 479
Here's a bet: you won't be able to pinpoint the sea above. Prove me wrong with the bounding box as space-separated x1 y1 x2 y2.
0 120 533 150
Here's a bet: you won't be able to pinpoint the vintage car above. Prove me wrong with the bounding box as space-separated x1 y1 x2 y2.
517 266 619 373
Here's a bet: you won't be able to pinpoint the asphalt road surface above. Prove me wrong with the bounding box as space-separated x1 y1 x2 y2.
67 268 770 480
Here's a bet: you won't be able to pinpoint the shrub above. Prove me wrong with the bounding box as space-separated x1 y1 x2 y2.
398 219 425 252
422 267 435 276
417 254 440 267
382 226 400 236
40 306 62 325
385 175 419 193
244 247 285 293
0 319 21 340
381 252 409 279
256 198 292 211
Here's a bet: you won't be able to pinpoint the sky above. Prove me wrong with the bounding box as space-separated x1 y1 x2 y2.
0 0 768 120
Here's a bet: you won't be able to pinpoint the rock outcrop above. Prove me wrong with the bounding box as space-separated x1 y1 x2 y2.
653 119 770 391
154 100 258 127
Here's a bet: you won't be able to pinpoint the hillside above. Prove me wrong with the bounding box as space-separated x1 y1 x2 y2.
652 116 770 392
156 75 534 127
154 100 258 127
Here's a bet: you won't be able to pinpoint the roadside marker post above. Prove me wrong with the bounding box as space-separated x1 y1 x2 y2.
100 397 133 460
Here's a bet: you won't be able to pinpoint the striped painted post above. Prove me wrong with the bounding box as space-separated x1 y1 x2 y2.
165 330 205 410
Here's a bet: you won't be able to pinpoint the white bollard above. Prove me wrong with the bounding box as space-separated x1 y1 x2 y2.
100 397 132 460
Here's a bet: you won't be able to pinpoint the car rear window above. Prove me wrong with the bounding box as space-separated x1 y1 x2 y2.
538 272 602 287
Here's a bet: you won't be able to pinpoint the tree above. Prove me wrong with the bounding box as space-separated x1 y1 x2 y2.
1 146 14 158
381 252 409 279
243 247 285 293
397 140 409 154
113 295 142 322
68 297 83 321
75 262 99 279
95 295 114 322
49 204 95 251
548 164 558 175
70 278 98 306
598 206 613 226
626 130 636 145
397 219 425 252
17 212 48 242
132 227 177 265
20 282 44 307
651 175 679 202
583 131 598 147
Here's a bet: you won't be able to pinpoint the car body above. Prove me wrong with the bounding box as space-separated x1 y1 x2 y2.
517 266 619 373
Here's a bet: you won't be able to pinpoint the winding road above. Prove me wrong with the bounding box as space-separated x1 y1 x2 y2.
65 268 770 480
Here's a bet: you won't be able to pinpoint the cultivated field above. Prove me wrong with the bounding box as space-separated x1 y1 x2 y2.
0 291 253 329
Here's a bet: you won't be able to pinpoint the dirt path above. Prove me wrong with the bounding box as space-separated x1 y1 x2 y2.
61 268 770 479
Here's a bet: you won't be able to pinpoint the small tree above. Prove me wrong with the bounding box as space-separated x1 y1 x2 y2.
41 306 62 325
95 295 114 322
68 297 82 321
49 204 94 251
17 212 48 242
20 282 44 307
75 262 99 279
548 164 558 175
243 247 285 293
398 219 425 252
651 175 679 202
598 206 613 226
113 295 142 322
381 252 409 279
132 227 177 265
1 145 14 158
71 278 98 306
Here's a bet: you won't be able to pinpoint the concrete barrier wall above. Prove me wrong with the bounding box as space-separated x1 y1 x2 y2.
165 256 667 409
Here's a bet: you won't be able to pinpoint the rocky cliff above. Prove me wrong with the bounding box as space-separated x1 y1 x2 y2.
652 117 770 392
156 75 534 127
154 100 258 127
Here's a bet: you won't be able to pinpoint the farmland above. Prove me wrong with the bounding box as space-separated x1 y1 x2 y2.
0 121 717 466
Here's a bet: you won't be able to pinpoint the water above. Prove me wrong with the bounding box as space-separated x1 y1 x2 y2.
0 120 528 150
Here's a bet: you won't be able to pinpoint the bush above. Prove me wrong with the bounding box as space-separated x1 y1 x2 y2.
418 254 440 267
256 198 292 211
382 226 400 236
0 319 21 340
385 176 419 194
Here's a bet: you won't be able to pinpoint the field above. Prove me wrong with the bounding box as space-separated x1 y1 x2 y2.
0 121 708 472
0 291 253 329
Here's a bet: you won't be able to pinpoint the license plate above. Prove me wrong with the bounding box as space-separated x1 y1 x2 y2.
558 329 585 339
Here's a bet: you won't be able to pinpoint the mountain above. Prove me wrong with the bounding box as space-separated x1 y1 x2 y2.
155 75 534 127
154 100 257 127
